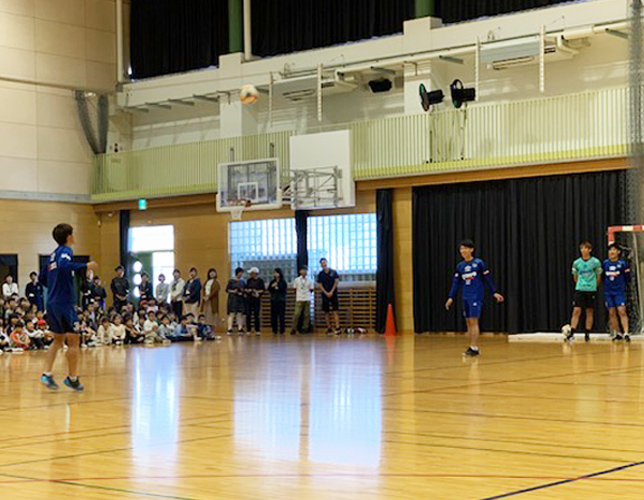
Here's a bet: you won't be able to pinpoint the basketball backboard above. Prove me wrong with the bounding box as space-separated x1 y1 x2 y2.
216 158 282 212
289 130 354 210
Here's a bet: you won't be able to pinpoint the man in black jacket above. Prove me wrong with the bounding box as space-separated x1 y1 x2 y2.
92 276 107 310
26 272 44 311
183 267 202 318
111 266 129 313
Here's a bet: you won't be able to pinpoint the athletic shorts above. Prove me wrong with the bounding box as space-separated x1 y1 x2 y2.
47 306 80 334
462 298 483 319
573 291 596 310
605 292 627 309
322 294 339 312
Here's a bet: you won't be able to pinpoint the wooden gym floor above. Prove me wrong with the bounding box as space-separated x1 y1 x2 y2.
1 334 644 499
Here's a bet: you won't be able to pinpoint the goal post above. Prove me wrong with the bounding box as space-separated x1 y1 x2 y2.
607 225 644 334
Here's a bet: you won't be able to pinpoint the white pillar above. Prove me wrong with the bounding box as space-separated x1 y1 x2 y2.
402 16 443 115
219 53 258 138
116 0 124 83
243 0 252 61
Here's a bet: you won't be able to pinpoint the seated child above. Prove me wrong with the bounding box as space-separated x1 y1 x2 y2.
157 315 174 340
0 320 10 352
125 317 145 344
197 314 220 341
110 315 127 345
25 321 45 350
143 310 167 344
146 298 159 314
10 322 30 351
97 317 112 345
168 315 194 342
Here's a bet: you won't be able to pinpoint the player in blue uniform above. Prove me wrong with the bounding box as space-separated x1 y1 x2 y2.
445 240 504 356
40 224 98 391
603 243 631 342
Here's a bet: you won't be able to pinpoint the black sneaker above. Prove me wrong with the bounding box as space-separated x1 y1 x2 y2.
325 328 333 336
41 374 59 391
63 377 84 392
463 347 480 357
335 328 343 336
585 333 591 342
613 334 624 341
625 334 632 343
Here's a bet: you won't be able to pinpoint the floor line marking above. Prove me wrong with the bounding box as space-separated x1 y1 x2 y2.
479 459 644 499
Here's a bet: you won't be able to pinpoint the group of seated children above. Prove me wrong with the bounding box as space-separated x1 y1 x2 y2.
0 295 221 354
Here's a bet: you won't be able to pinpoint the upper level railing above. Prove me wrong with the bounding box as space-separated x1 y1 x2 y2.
93 86 628 202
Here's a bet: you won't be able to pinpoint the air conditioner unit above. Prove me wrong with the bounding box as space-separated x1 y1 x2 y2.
481 37 574 71
274 75 358 102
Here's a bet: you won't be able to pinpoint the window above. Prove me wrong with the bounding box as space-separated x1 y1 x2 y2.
229 214 377 284
308 214 377 282
129 225 175 301
129 225 174 252
229 219 297 281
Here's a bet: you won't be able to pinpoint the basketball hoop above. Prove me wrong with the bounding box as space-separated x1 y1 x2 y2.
230 206 245 221
229 199 252 221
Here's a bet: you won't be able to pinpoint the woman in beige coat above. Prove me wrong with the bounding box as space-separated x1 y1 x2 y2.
201 268 220 328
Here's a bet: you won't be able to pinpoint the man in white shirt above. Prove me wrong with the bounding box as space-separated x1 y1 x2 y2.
2 275 19 299
290 266 314 335
156 274 171 304
170 269 185 319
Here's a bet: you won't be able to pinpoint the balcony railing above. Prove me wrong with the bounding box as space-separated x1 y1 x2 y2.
93 86 628 202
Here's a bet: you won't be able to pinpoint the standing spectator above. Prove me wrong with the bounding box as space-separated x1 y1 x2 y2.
268 268 287 335
139 272 154 303
291 266 314 335
183 268 202 318
201 268 220 329
245 268 265 336
226 267 246 335
92 276 107 310
80 275 95 310
170 269 185 319
111 266 129 311
317 258 341 335
25 272 44 311
156 274 170 304
2 275 18 299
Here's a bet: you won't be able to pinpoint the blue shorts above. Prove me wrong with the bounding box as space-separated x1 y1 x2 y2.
605 292 626 309
463 298 483 319
46 306 80 334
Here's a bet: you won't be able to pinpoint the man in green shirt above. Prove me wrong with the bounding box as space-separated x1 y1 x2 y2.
564 241 602 342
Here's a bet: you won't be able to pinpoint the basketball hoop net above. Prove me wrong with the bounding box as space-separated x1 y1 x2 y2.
230 206 245 221
228 199 252 221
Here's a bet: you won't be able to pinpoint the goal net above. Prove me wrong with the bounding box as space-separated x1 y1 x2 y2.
608 226 644 334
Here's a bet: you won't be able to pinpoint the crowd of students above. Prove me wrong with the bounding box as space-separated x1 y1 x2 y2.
0 256 344 353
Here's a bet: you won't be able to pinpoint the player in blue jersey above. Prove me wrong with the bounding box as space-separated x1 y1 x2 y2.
603 243 631 342
445 240 504 356
40 224 98 391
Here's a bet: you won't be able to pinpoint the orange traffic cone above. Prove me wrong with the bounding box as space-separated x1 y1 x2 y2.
385 303 397 336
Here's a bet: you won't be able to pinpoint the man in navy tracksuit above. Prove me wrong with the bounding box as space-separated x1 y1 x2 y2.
40 224 98 391
445 239 504 357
